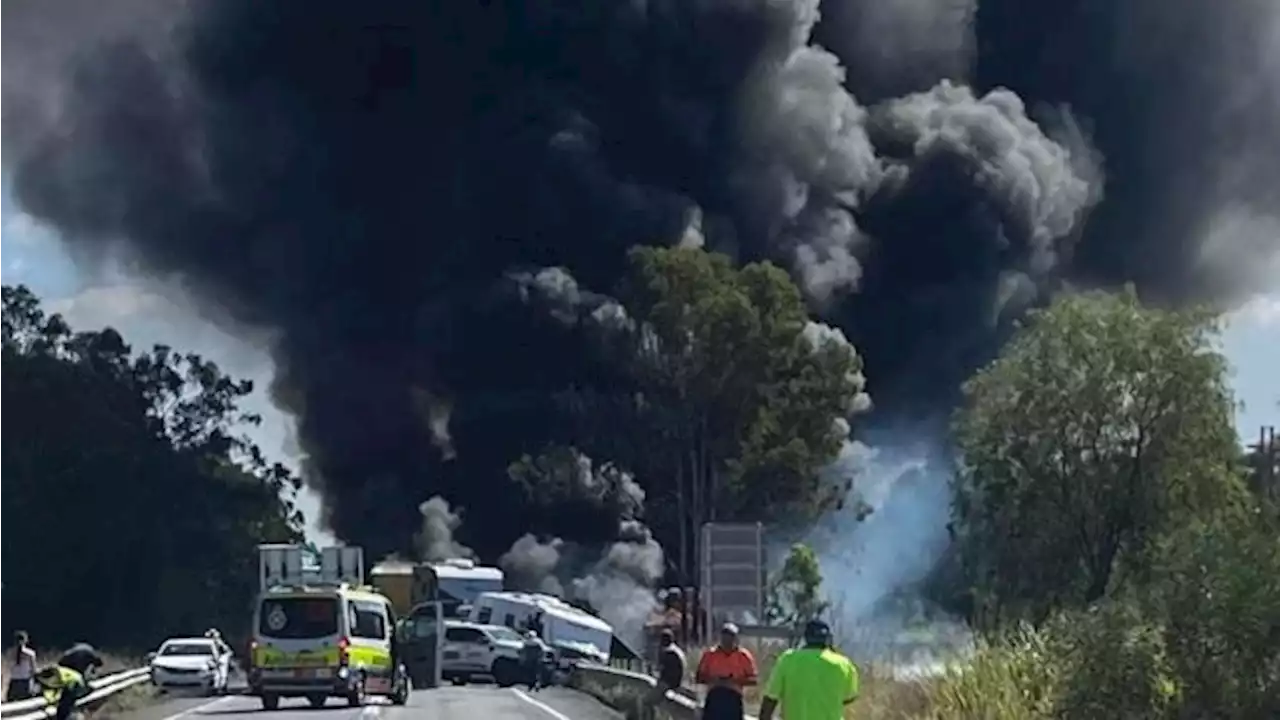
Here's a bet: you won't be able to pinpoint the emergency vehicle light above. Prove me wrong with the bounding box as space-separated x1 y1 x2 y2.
337 637 351 666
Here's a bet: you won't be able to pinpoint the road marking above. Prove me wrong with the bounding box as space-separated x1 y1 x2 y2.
511 689 573 720
159 695 239 720
360 703 383 719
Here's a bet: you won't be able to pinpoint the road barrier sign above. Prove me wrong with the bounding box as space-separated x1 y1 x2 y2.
700 522 765 626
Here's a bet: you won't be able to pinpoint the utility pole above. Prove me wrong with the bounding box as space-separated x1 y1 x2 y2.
1249 426 1278 503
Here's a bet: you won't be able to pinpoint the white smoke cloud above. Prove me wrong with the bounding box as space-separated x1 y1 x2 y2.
415 495 476 563
799 433 973 667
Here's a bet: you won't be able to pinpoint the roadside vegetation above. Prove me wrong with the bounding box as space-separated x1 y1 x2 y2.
753 290 1280 719
1 285 303 654
4 247 1277 719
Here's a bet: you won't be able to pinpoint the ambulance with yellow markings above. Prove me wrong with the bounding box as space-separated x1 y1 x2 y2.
247 544 414 710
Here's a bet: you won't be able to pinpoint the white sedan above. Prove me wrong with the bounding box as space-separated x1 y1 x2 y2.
148 638 230 696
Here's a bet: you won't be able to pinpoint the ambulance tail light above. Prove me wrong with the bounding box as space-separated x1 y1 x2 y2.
337 637 351 667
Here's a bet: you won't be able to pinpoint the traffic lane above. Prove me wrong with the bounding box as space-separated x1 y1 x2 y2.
158 686 623 720
512 686 623 720
103 694 245 720
106 665 249 720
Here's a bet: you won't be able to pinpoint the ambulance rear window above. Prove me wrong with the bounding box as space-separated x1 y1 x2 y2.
259 597 339 639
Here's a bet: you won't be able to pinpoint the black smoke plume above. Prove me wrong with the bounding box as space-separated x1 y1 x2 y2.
499 448 664 648
4 0 1279 563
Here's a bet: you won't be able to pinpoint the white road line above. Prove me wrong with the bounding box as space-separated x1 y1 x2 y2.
510 689 573 720
159 695 240 720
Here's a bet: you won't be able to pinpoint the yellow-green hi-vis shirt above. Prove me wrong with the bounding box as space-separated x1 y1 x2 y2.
763 647 860 720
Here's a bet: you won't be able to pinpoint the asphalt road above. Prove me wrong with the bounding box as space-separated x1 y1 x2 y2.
110 685 622 720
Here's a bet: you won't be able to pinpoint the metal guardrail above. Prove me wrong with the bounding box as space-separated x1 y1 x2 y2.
573 662 758 720
0 668 151 720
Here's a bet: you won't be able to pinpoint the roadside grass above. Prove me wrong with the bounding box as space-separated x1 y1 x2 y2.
2 648 154 716
93 684 163 719
679 635 1061 719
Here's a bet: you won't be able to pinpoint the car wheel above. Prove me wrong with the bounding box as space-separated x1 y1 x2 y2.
346 675 366 707
391 669 410 706
307 694 327 708
450 674 468 686
491 659 517 688
261 694 280 711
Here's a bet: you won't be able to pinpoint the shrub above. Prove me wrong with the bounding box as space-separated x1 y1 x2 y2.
1142 511 1280 718
1045 603 1179 720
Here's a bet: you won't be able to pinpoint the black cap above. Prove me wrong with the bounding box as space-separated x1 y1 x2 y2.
802 619 832 646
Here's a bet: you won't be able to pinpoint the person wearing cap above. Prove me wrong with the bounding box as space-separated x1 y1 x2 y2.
694 622 757 720
759 620 859 720
520 629 548 692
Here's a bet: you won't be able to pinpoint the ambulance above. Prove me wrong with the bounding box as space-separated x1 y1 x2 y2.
248 544 424 710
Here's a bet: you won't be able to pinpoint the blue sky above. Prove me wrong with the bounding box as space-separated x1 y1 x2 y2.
2 192 1278 545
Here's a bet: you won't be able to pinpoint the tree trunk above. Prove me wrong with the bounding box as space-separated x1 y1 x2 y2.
701 415 717 522
688 436 703 635
676 456 690 645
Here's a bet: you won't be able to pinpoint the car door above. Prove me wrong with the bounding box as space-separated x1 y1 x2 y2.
348 599 392 683
402 605 442 689
442 628 468 670
455 629 489 670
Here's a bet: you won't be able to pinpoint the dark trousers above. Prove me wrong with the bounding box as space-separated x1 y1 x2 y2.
701 686 744 720
55 685 83 720
5 679 33 702
523 660 543 690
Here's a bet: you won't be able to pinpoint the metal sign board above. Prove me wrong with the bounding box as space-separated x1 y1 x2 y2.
700 522 765 627
258 544 365 591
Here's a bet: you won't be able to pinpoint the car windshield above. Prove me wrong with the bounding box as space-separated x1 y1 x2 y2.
485 627 522 643
161 643 214 657
258 597 340 639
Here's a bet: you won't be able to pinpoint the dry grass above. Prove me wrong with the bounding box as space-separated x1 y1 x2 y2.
93 684 164 719
681 638 944 719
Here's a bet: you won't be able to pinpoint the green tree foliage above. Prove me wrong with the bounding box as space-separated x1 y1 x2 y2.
951 288 1246 629
1 285 303 651
1044 603 1181 720
765 543 828 628
566 247 870 582
1137 509 1280 717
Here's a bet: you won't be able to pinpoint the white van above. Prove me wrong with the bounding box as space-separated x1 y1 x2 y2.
467 592 612 666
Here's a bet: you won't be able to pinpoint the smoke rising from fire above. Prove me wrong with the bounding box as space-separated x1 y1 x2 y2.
500 449 663 649
4 0 1279 575
415 496 476 563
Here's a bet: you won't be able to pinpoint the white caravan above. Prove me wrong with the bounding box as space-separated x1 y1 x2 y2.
467 591 612 666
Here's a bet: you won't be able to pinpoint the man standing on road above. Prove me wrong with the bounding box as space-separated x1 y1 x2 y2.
656 629 687 693
521 630 548 692
758 620 859 720
646 629 686 720
694 623 757 720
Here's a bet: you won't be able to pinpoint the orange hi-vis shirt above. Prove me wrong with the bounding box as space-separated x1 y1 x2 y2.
695 646 758 690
